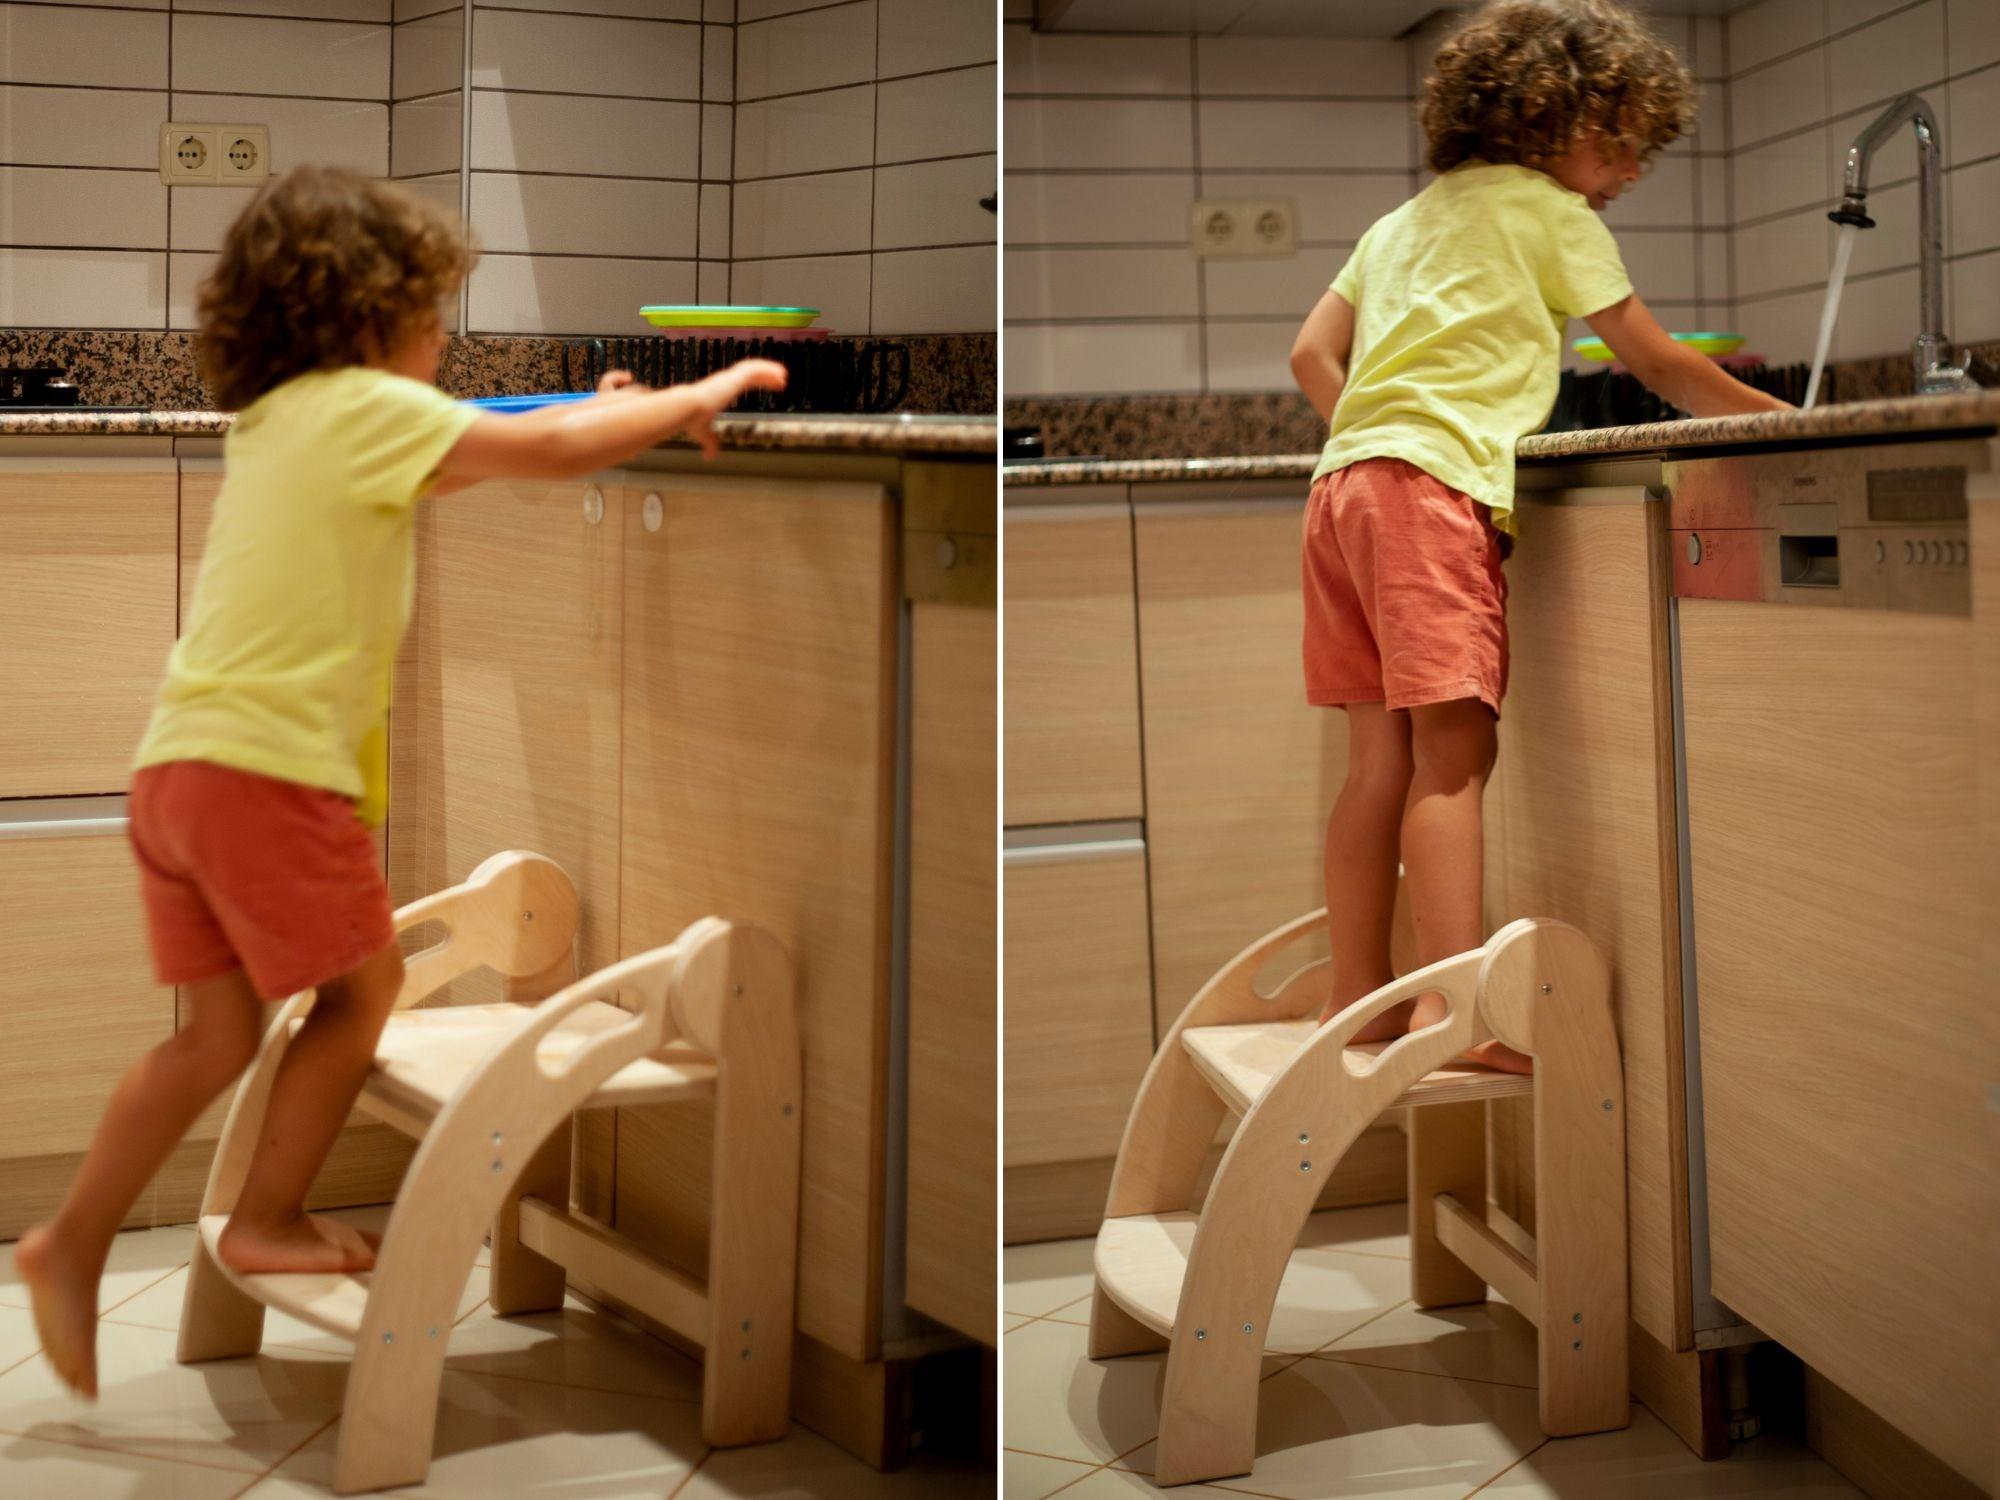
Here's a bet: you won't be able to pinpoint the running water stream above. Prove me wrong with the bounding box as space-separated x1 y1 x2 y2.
1803 223 1859 409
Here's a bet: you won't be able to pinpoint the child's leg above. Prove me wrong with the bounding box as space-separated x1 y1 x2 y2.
15 968 264 1398
1403 698 1529 1074
217 940 405 1276
1319 702 1415 1030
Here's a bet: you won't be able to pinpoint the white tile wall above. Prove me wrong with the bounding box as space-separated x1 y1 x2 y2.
472 173 697 258
0 86 167 169
470 9 700 99
187 95 390 177
468 253 697 334
2 249 167 329
1726 0 2000 359
173 14 391 99
0 4 168 89
470 92 701 178
1004 17 1419 393
393 9 464 101
730 0 994 333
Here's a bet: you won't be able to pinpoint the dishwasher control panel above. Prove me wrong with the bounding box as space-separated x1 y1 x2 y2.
1666 439 1987 615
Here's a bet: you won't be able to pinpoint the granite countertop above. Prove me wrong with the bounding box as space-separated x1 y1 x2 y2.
0 408 997 456
1003 389 2000 486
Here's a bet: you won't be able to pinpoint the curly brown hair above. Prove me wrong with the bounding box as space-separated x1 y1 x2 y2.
1421 0 1697 176
196 165 475 411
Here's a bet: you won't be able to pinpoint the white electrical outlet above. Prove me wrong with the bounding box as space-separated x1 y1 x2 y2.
161 123 218 183
161 122 269 185
1191 197 1298 258
220 125 269 182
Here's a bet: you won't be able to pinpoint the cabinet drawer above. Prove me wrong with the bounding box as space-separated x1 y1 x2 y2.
0 462 177 797
1004 503 1144 825
0 802 172 1158
1004 836 1155 1168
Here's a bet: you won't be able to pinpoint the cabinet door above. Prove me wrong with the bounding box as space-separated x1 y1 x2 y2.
1683 599 1988 1487
1003 840 1155 1170
0 460 177 797
1004 497 1144 825
905 600 997 1345
0 810 171 1159
617 474 895 1364
1133 494 1345 1027
1490 493 1690 1353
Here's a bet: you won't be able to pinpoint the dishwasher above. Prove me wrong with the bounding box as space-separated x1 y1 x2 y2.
1665 434 1995 1488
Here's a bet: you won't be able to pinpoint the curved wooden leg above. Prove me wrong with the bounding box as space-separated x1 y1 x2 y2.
333 1316 457 1495
176 1236 265 1363
1087 1288 1165 1359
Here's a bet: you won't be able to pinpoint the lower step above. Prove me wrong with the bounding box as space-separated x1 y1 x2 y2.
196 1215 369 1341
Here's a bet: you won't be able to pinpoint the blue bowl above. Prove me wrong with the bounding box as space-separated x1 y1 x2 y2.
463 392 595 413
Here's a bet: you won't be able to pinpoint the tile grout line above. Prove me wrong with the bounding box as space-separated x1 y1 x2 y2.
1461 1433 1555 1497
663 1441 714 1498
228 1411 342 1497
0 1420 292 1480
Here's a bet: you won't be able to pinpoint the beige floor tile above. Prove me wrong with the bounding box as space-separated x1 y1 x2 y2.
0 1431 255 1498
1296 1203 1411 1261
1005 1238 1100 1318
437 1292 702 1401
0 1320 346 1475
1113 1355 1544 1498
1004 1317 1297 1468
0 1307 42 1376
681 1423 992 1496
1057 1467 1250 1497
243 1368 706 1497
1480 1405 1864 1497
1005 1314 1036 1334
104 1263 490 1352
1006 1449 1099 1498
1313 1294 1539 1389
1249 1248 1412 1356
1041 1293 1097 1327
0 1225 198 1316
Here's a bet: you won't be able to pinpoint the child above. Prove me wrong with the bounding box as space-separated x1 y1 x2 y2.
16 165 785 1399
1289 0 1787 1070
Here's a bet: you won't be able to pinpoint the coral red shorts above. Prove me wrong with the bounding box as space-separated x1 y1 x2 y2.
1302 457 1510 716
128 760 395 1001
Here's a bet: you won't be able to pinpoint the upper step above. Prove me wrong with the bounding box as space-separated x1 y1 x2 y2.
340 1000 719 1134
1180 1020 1532 1116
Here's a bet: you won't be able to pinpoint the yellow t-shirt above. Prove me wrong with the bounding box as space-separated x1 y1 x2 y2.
134 366 480 827
1312 162 1633 532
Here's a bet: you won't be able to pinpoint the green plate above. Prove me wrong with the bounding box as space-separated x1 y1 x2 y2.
641 305 820 328
1573 331 1744 363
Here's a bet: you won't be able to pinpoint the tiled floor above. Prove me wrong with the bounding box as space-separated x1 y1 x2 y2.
1002 1204 1864 1500
0 1207 993 1497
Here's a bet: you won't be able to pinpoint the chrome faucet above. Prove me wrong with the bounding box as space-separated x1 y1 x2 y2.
1829 92 1977 394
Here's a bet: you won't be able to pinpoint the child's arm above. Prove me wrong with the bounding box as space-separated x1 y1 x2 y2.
434 358 789 488
1290 290 1355 424
1585 294 1792 417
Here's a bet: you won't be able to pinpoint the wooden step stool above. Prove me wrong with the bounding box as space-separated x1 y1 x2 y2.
1090 910 1628 1488
176 851 803 1494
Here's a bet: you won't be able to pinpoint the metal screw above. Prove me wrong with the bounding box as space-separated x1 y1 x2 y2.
1601 1099 1614 1112
524 910 534 923
1297 1132 1309 1144
492 1131 503 1146
1299 1160 1312 1173
741 1320 751 1333
782 1104 794 1116
1571 1340 1583 1351
491 1159 504 1173
383 1332 394 1345
733 984 743 996
1571 1313 1582 1325
740 1348 751 1360
1241 1322 1254 1335
1540 983 1552 994
1195 1328 1207 1341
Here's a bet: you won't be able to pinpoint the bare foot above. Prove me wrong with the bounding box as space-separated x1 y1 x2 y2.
217 1212 378 1276
1462 1038 1534 1075
15 1223 99 1401
1323 996 1415 1040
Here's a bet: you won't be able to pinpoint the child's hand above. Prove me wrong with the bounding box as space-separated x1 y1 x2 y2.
680 359 789 459
597 369 645 397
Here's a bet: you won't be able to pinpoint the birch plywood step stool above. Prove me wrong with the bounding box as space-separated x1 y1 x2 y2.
1091 910 1628 1488
176 851 802 1495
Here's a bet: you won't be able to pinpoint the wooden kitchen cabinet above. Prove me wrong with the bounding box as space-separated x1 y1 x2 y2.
1681 598 1989 1488
1487 487 1692 1356
1003 841 1156 1173
0 459 177 798
1131 485 1346 1028
616 471 897 1365
1003 491 1145 826
905 597 997 1345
